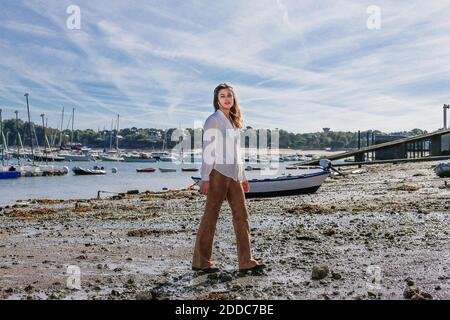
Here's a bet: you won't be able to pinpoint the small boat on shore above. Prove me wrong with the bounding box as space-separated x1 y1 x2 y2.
434 163 450 178
136 168 156 173
73 166 106 175
159 168 176 173
191 168 330 198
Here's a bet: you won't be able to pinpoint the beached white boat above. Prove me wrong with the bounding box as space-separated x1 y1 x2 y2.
192 168 329 198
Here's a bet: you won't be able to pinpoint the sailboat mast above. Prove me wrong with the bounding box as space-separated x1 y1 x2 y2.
115 114 119 151
59 107 64 147
40 113 48 164
15 111 20 165
70 107 74 145
24 93 34 165
109 118 113 150
162 129 166 151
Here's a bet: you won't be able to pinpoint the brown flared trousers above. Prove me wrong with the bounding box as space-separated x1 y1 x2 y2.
192 169 258 270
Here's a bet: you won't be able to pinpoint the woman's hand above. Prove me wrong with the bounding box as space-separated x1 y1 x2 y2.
200 181 210 195
242 181 250 193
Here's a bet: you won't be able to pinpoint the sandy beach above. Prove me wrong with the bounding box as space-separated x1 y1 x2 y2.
0 160 448 300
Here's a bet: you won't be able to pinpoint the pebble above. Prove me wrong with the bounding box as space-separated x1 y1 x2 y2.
312 265 329 280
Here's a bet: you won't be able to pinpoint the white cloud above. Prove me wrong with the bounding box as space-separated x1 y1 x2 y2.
0 0 449 132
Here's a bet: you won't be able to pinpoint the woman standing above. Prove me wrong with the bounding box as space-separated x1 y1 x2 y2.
192 83 265 273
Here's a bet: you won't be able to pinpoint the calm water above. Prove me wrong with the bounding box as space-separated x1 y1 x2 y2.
0 160 307 205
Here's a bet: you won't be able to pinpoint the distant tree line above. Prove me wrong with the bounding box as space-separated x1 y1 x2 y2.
0 118 427 151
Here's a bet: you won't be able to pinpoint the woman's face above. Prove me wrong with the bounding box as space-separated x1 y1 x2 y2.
217 88 234 111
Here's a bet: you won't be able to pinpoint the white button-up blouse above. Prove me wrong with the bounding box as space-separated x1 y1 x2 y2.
200 110 247 182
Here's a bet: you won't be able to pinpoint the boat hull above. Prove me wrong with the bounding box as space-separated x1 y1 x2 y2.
100 156 124 162
124 158 157 163
192 170 329 198
136 168 156 172
33 155 65 162
244 185 321 198
0 171 20 179
159 168 176 173
62 154 91 161
73 167 106 175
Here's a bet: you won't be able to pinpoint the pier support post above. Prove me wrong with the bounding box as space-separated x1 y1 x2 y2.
430 136 442 156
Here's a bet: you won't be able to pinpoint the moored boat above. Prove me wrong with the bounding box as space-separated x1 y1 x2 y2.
181 167 199 172
124 153 157 163
0 171 20 179
245 165 263 171
159 168 176 173
151 151 170 160
59 151 91 161
100 155 124 162
0 166 20 179
136 168 156 173
73 166 106 175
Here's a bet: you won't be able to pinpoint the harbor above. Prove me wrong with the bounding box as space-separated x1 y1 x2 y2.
0 160 448 300
0 150 339 206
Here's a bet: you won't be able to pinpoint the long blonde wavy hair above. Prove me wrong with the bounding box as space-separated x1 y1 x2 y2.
213 83 243 129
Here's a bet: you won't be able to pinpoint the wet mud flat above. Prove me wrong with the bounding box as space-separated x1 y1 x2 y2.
0 161 449 300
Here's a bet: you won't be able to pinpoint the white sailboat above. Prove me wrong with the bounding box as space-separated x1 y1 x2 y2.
101 115 124 162
58 108 92 161
123 152 157 163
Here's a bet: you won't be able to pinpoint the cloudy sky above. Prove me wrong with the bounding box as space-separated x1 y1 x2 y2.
0 0 449 133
